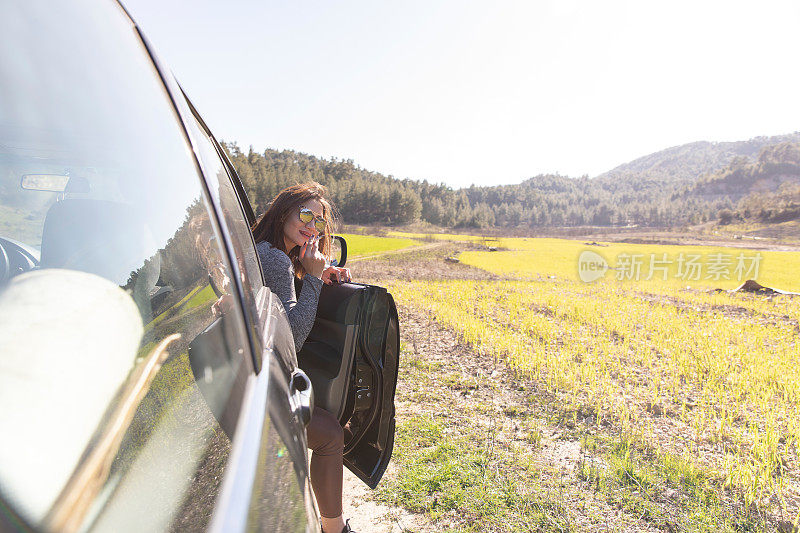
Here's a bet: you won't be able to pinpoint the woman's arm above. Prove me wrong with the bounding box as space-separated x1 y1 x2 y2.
257 241 322 352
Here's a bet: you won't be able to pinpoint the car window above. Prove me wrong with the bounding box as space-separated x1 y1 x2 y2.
0 1 249 530
182 107 266 353
180 118 305 372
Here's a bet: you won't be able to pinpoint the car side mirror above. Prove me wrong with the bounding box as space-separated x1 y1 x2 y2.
330 235 347 267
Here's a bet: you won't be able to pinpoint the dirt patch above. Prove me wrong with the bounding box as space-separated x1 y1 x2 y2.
727 279 800 295
342 465 433 533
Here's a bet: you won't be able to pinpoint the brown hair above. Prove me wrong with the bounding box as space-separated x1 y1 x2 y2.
251 182 336 278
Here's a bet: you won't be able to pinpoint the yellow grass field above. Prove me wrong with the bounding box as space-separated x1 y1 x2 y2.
371 232 800 528
390 232 800 292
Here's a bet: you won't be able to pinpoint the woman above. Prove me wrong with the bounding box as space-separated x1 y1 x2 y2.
251 182 354 533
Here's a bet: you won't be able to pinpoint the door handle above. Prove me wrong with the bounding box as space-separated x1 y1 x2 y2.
289 369 314 426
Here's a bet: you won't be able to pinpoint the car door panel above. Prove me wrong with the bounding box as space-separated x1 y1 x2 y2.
210 287 317 533
345 288 399 487
297 317 357 421
298 282 399 489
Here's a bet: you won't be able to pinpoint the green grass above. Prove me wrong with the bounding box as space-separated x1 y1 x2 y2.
145 284 216 331
577 429 771 532
378 344 576 531
338 233 421 258
180 284 217 312
377 414 572 531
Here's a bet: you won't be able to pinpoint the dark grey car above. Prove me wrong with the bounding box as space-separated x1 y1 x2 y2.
0 1 399 531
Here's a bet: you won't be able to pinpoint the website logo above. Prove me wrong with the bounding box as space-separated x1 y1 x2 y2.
578 250 609 282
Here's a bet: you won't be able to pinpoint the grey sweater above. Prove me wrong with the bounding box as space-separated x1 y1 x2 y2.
256 241 323 353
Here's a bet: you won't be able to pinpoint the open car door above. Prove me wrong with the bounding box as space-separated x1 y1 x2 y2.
297 281 399 488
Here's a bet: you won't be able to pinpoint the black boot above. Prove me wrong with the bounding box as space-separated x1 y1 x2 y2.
341 519 356 533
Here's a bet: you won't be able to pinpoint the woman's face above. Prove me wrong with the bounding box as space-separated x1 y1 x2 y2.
283 198 324 251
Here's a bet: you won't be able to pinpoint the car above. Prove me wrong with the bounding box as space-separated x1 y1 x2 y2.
0 1 399 532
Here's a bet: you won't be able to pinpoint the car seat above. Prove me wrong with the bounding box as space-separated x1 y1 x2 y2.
40 198 160 319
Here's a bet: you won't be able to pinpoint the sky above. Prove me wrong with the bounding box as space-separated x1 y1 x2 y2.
122 0 800 188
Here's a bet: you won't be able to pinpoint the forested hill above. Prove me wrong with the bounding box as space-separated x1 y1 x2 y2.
596 132 800 185
223 133 800 229
683 142 800 225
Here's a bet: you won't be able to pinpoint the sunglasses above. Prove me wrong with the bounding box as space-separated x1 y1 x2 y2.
299 207 327 233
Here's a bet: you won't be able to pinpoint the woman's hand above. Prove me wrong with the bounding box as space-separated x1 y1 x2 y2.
321 265 352 285
299 234 326 279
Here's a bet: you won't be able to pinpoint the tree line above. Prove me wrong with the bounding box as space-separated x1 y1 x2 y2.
223 141 800 229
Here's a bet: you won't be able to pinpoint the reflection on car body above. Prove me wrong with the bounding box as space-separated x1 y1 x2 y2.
0 1 398 531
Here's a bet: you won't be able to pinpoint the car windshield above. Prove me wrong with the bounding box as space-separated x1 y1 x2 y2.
0 11 198 264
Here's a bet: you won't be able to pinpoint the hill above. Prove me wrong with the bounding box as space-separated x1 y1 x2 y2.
680 142 800 225
596 132 800 185
687 142 800 201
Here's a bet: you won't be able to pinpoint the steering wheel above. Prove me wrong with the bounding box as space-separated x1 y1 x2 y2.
0 241 9 285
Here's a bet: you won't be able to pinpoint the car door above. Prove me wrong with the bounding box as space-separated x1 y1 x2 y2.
299 282 400 489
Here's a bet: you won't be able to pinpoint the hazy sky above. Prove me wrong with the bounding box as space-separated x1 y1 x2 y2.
123 0 800 188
